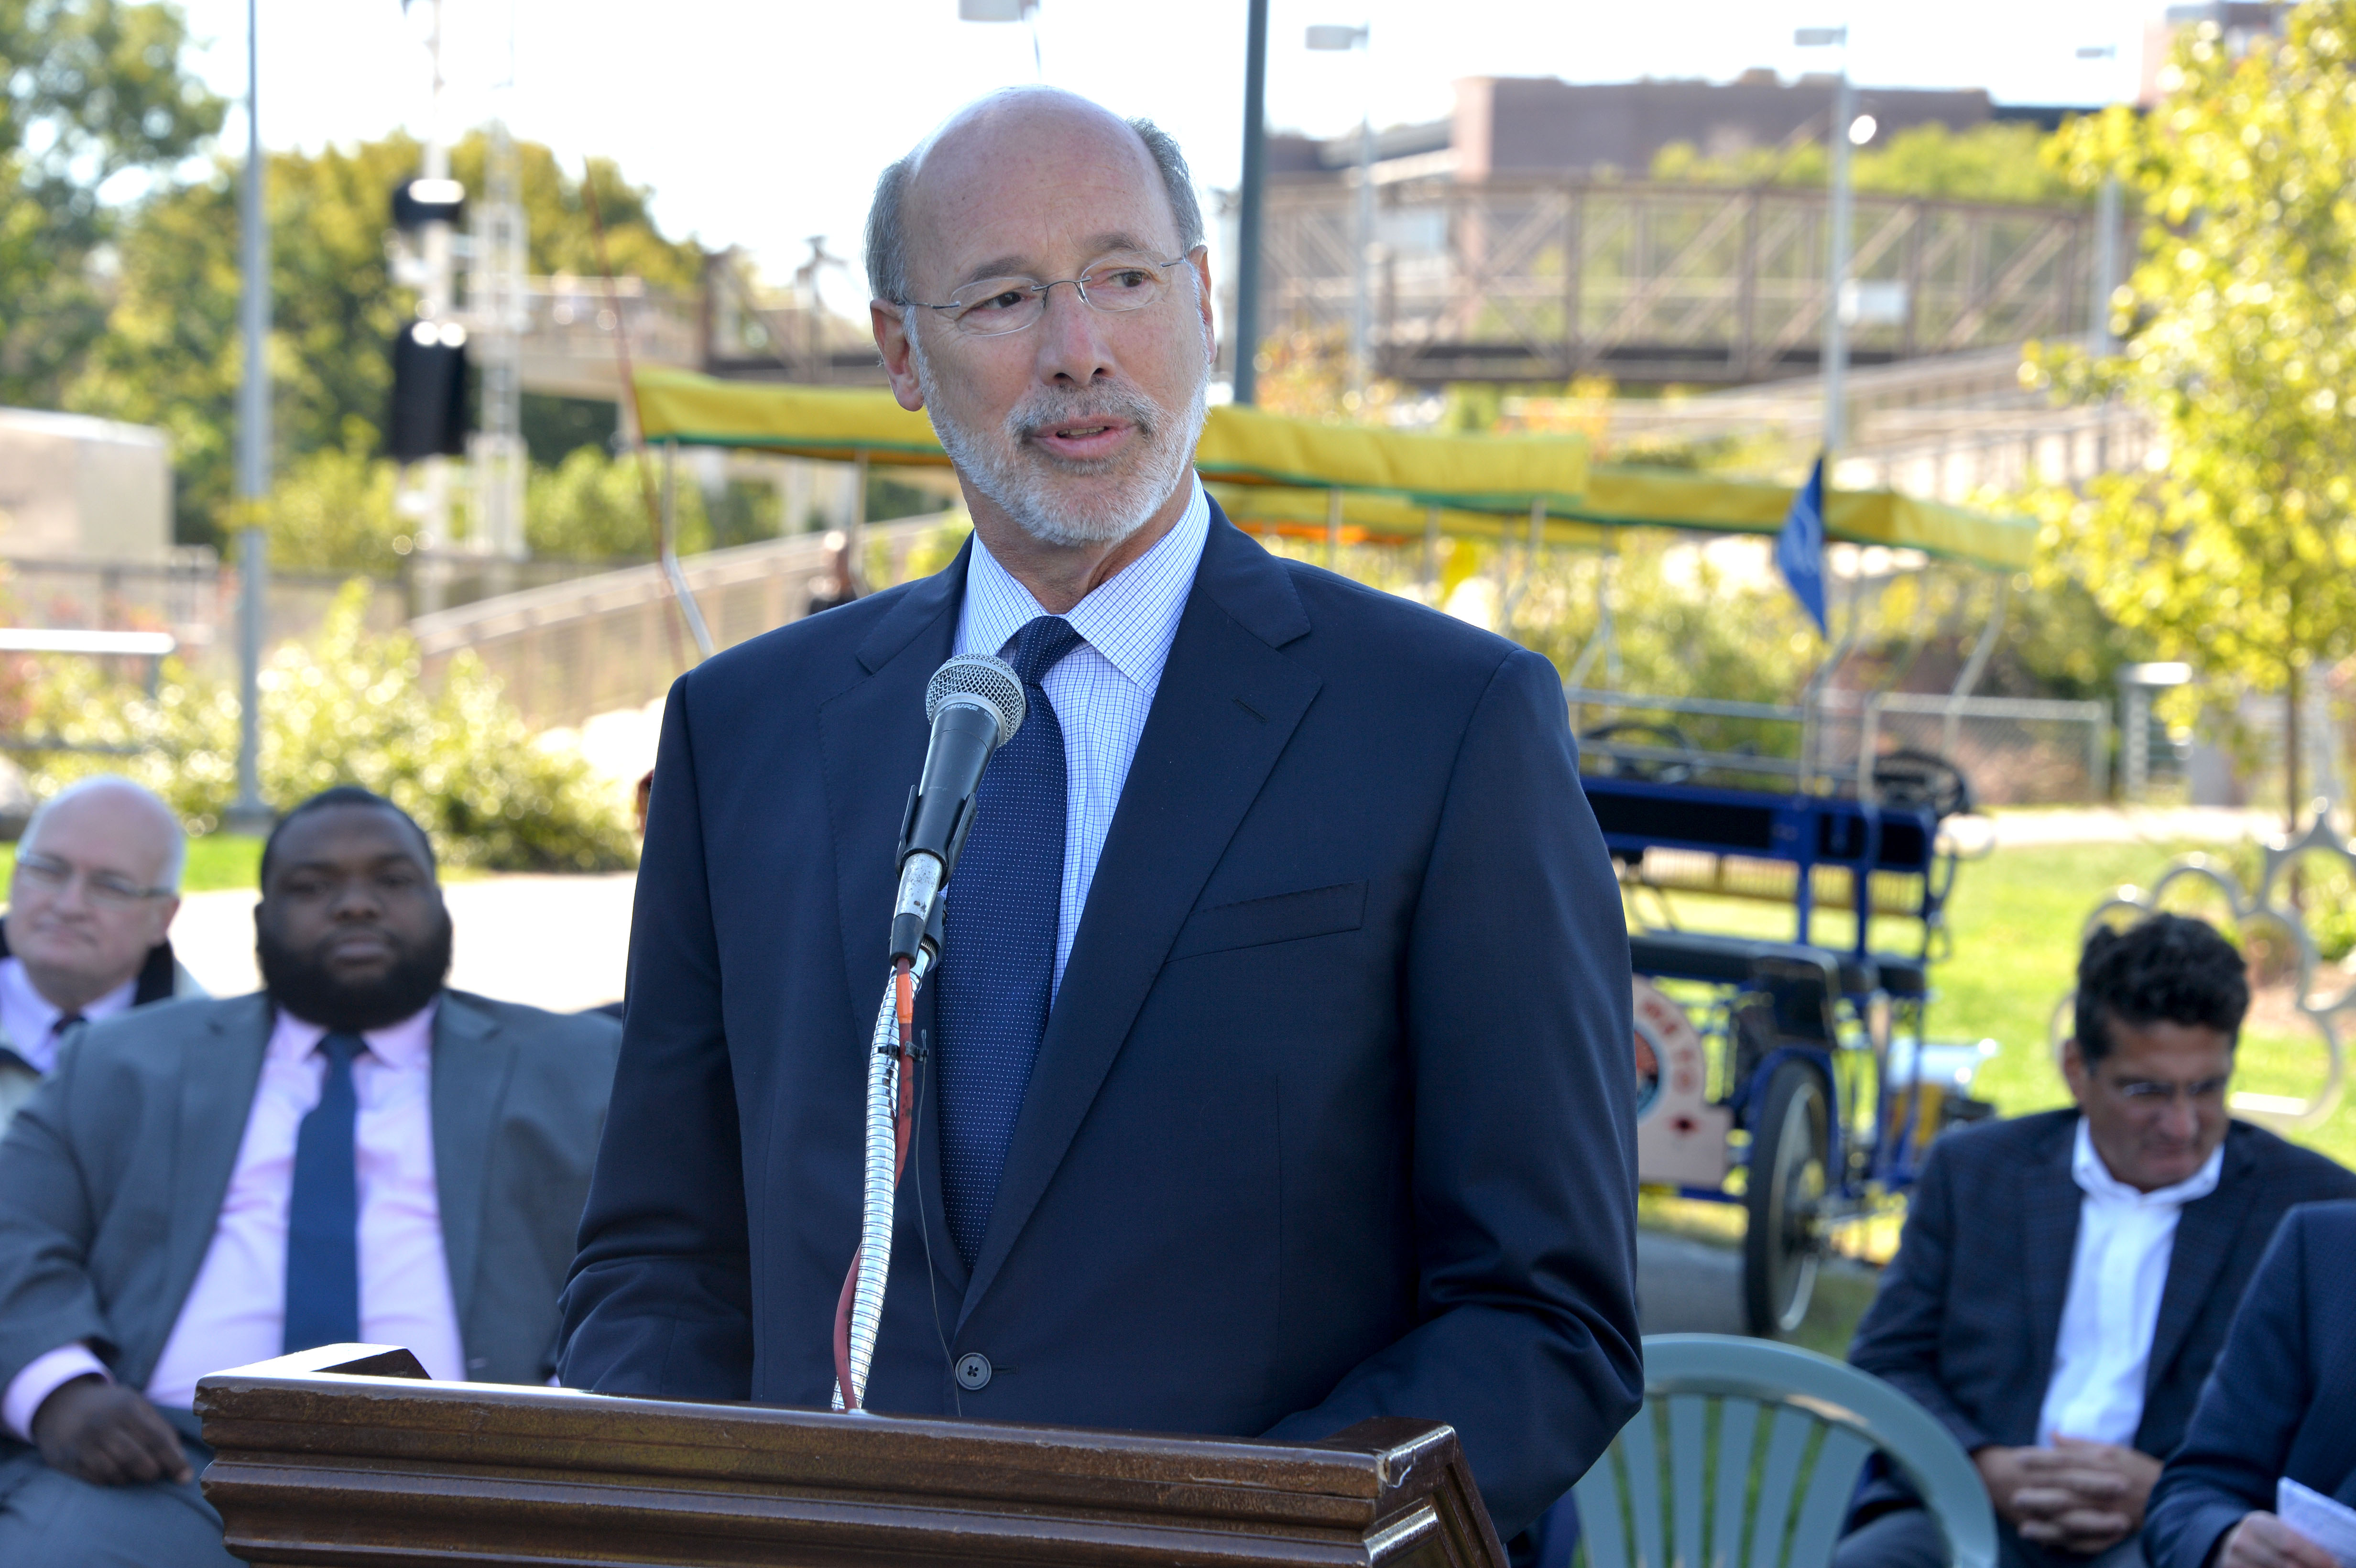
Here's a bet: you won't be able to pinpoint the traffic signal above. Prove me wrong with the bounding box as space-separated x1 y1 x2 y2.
387 319 471 463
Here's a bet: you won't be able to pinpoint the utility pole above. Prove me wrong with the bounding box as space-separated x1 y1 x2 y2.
1823 52 1854 455
402 0 459 612
1307 22 1374 405
226 0 271 836
469 118 528 567
1233 0 1270 404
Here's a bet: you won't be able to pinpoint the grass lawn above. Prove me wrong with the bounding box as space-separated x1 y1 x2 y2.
1633 837 2353 1166
0 835 264 896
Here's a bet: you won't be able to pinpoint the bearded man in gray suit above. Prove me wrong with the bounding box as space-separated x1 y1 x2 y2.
0 787 621 1567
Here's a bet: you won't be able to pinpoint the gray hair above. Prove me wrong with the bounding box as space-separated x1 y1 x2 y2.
21 774 186 893
865 99 1205 305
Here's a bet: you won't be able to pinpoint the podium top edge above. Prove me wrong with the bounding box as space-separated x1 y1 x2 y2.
193 1368 1459 1503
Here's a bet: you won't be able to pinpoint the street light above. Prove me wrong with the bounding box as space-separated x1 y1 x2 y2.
1233 0 1271 404
1796 24 1863 457
2075 43 2125 355
1307 21 1374 406
227 0 271 836
958 0 1042 76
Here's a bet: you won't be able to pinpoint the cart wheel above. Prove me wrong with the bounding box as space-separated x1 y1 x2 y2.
1744 1060 1829 1336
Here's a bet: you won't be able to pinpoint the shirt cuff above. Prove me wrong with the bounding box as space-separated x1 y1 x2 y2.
3 1344 110 1444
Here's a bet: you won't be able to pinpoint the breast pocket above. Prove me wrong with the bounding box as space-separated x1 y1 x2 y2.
1166 881 1366 962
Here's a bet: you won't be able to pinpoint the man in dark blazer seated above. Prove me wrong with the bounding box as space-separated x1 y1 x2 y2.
2144 1201 2356 1568
0 788 622 1566
557 87 1641 1549
1839 915 2356 1568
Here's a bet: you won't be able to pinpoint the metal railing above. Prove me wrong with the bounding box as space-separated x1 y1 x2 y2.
411 513 958 730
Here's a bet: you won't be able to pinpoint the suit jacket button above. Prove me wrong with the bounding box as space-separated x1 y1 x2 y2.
954 1352 992 1391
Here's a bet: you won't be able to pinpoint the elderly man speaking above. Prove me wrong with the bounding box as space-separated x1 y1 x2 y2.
560 88 1639 1545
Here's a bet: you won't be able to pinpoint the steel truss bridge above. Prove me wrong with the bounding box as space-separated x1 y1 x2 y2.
1255 175 2127 387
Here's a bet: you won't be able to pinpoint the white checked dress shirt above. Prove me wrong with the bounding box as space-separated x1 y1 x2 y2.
2036 1116 2224 1447
1 1002 466 1439
952 474 1211 995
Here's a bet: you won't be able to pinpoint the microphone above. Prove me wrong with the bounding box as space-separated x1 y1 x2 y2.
888 655 1025 965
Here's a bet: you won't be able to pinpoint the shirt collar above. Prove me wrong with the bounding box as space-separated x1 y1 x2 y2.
270 997 440 1072
2072 1115 2225 1207
0 956 137 1075
958 473 1210 688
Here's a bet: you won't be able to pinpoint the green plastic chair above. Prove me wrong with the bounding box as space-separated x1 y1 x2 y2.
1572 1334 1996 1568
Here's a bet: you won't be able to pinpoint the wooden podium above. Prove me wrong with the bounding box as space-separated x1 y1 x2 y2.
196 1347 1507 1566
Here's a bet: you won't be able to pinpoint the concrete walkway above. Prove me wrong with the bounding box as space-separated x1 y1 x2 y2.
170 873 639 1013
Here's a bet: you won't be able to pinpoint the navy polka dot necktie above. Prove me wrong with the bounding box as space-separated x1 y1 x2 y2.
934 614 1085 1267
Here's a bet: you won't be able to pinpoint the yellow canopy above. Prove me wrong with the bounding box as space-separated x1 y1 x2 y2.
630 369 1588 512
1571 465 2038 571
630 369 2034 571
1206 483 1609 549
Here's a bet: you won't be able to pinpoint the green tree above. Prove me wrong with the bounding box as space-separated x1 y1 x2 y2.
0 0 222 406
2036 4 2356 823
22 583 635 869
69 129 700 547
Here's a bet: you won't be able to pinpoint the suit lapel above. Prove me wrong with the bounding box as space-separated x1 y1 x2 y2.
429 993 513 1338
820 544 969 1294
157 996 273 1358
957 513 1317 1326
2020 1114 2083 1400
819 542 967 1063
2143 1135 2257 1407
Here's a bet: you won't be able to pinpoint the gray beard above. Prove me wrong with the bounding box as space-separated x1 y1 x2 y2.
912 332 1207 549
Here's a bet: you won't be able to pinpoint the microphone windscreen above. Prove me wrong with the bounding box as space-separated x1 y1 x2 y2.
925 654 1025 747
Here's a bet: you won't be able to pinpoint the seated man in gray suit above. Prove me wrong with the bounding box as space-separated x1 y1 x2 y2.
0 786 622 1566
0 775 206 1133
1839 914 2356 1568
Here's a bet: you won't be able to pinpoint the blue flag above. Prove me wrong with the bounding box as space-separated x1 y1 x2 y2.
1777 455 1829 636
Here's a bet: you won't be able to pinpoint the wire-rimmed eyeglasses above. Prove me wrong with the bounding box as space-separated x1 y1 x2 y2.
899 250 1199 338
14 851 173 909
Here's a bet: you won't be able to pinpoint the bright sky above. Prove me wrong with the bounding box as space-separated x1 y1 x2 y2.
175 0 2167 317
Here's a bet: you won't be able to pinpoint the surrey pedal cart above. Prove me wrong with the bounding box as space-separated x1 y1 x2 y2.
1568 520 2049 1337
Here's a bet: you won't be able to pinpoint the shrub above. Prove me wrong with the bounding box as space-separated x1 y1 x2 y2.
21 582 635 872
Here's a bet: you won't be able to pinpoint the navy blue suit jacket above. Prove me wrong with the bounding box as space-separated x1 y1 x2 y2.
557 506 1642 1537
2145 1201 2356 1568
1852 1111 2356 1464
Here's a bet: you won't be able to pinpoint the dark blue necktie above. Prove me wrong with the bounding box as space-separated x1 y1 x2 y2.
284 1031 364 1353
935 615 1085 1266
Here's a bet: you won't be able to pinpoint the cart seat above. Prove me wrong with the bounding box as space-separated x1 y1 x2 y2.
1629 930 1878 997
1871 955 1931 999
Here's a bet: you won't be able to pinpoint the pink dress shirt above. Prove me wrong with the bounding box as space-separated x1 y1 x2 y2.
2 1002 466 1439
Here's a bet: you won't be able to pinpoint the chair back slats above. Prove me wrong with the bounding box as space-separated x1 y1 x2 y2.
1575 1442 1634 1568
1622 1391 1667 1568
1706 1396 1760 1568
1744 1405 1816 1568
1571 1336 1997 1568
1667 1395 1708 1568
1785 1428 1875 1568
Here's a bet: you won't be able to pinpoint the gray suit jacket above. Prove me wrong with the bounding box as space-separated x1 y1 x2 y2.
0 990 621 1405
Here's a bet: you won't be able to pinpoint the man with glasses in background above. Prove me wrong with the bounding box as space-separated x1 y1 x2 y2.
1836 914 2356 1568
0 775 202 1134
562 86 1638 1558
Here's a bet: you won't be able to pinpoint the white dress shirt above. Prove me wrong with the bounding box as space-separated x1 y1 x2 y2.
2036 1116 2224 1447
0 956 135 1075
953 474 1211 994
2 1002 466 1439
